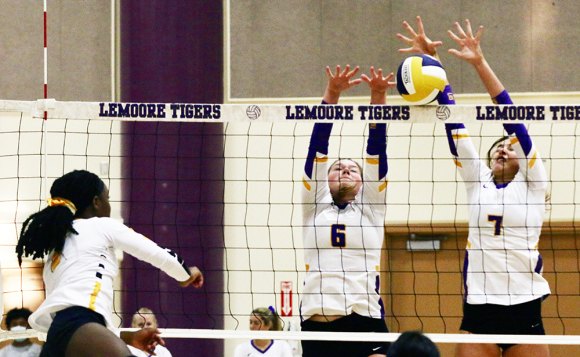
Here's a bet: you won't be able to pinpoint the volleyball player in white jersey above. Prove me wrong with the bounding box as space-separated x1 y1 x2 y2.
398 16 551 357
300 65 393 357
16 170 204 357
234 307 293 357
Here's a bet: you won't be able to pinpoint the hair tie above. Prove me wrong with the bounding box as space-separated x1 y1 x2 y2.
47 197 77 215
268 306 276 314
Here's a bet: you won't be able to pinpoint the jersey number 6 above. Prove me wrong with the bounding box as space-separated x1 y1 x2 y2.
331 224 346 247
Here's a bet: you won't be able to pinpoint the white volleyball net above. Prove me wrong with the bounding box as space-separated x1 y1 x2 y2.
0 99 579 356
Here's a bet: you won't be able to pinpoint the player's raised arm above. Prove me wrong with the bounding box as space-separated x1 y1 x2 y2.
360 67 393 204
303 65 363 206
107 220 203 287
502 124 548 191
448 19 505 99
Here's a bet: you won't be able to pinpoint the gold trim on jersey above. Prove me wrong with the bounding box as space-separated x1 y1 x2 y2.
50 253 61 272
509 137 519 145
528 151 537 169
365 157 379 165
305 264 310 272
453 158 463 168
452 133 469 140
378 180 388 192
314 156 328 163
88 282 102 311
303 178 311 191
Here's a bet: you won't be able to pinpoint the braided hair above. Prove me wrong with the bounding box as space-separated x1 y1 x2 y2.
16 170 105 265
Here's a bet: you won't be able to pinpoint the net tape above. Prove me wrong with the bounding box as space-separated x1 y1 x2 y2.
3 99 580 123
2 328 579 345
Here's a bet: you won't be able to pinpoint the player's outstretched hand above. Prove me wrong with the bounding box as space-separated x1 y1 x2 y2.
180 266 204 288
447 19 485 66
122 328 165 356
323 64 362 104
361 67 395 105
396 15 443 58
361 67 395 93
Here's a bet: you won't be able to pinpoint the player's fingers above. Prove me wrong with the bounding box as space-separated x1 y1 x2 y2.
349 78 363 87
448 30 461 43
474 25 484 41
325 66 333 78
402 21 418 37
385 72 395 81
448 49 462 58
193 270 204 288
398 47 418 54
340 64 351 77
454 21 467 38
464 19 474 37
432 41 444 48
416 15 425 34
396 33 413 44
360 74 371 83
347 65 360 78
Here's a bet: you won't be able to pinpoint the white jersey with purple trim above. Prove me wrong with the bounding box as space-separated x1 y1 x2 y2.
29 217 191 332
300 153 387 319
127 344 172 357
448 126 550 305
234 340 293 357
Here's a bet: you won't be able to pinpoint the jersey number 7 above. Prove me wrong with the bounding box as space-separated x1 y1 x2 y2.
488 215 503 236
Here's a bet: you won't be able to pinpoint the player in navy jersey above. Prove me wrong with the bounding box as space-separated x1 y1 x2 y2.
398 17 551 357
16 170 204 357
300 65 394 357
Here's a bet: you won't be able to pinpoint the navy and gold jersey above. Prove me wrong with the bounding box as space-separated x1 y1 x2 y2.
29 217 191 332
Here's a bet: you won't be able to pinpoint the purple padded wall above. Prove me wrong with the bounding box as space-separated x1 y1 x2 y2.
120 2 224 355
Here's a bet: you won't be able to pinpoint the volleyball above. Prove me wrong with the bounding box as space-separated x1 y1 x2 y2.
436 105 451 121
246 105 261 120
396 54 448 105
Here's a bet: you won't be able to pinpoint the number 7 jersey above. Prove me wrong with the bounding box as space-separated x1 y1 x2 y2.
446 123 551 306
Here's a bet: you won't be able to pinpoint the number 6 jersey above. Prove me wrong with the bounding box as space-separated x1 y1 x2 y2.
300 123 388 320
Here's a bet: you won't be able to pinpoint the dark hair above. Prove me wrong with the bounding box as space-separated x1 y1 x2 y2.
5 307 32 328
486 135 510 168
387 331 440 357
16 170 105 265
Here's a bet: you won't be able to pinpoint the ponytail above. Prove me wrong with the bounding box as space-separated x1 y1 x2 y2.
16 170 104 265
16 206 76 265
